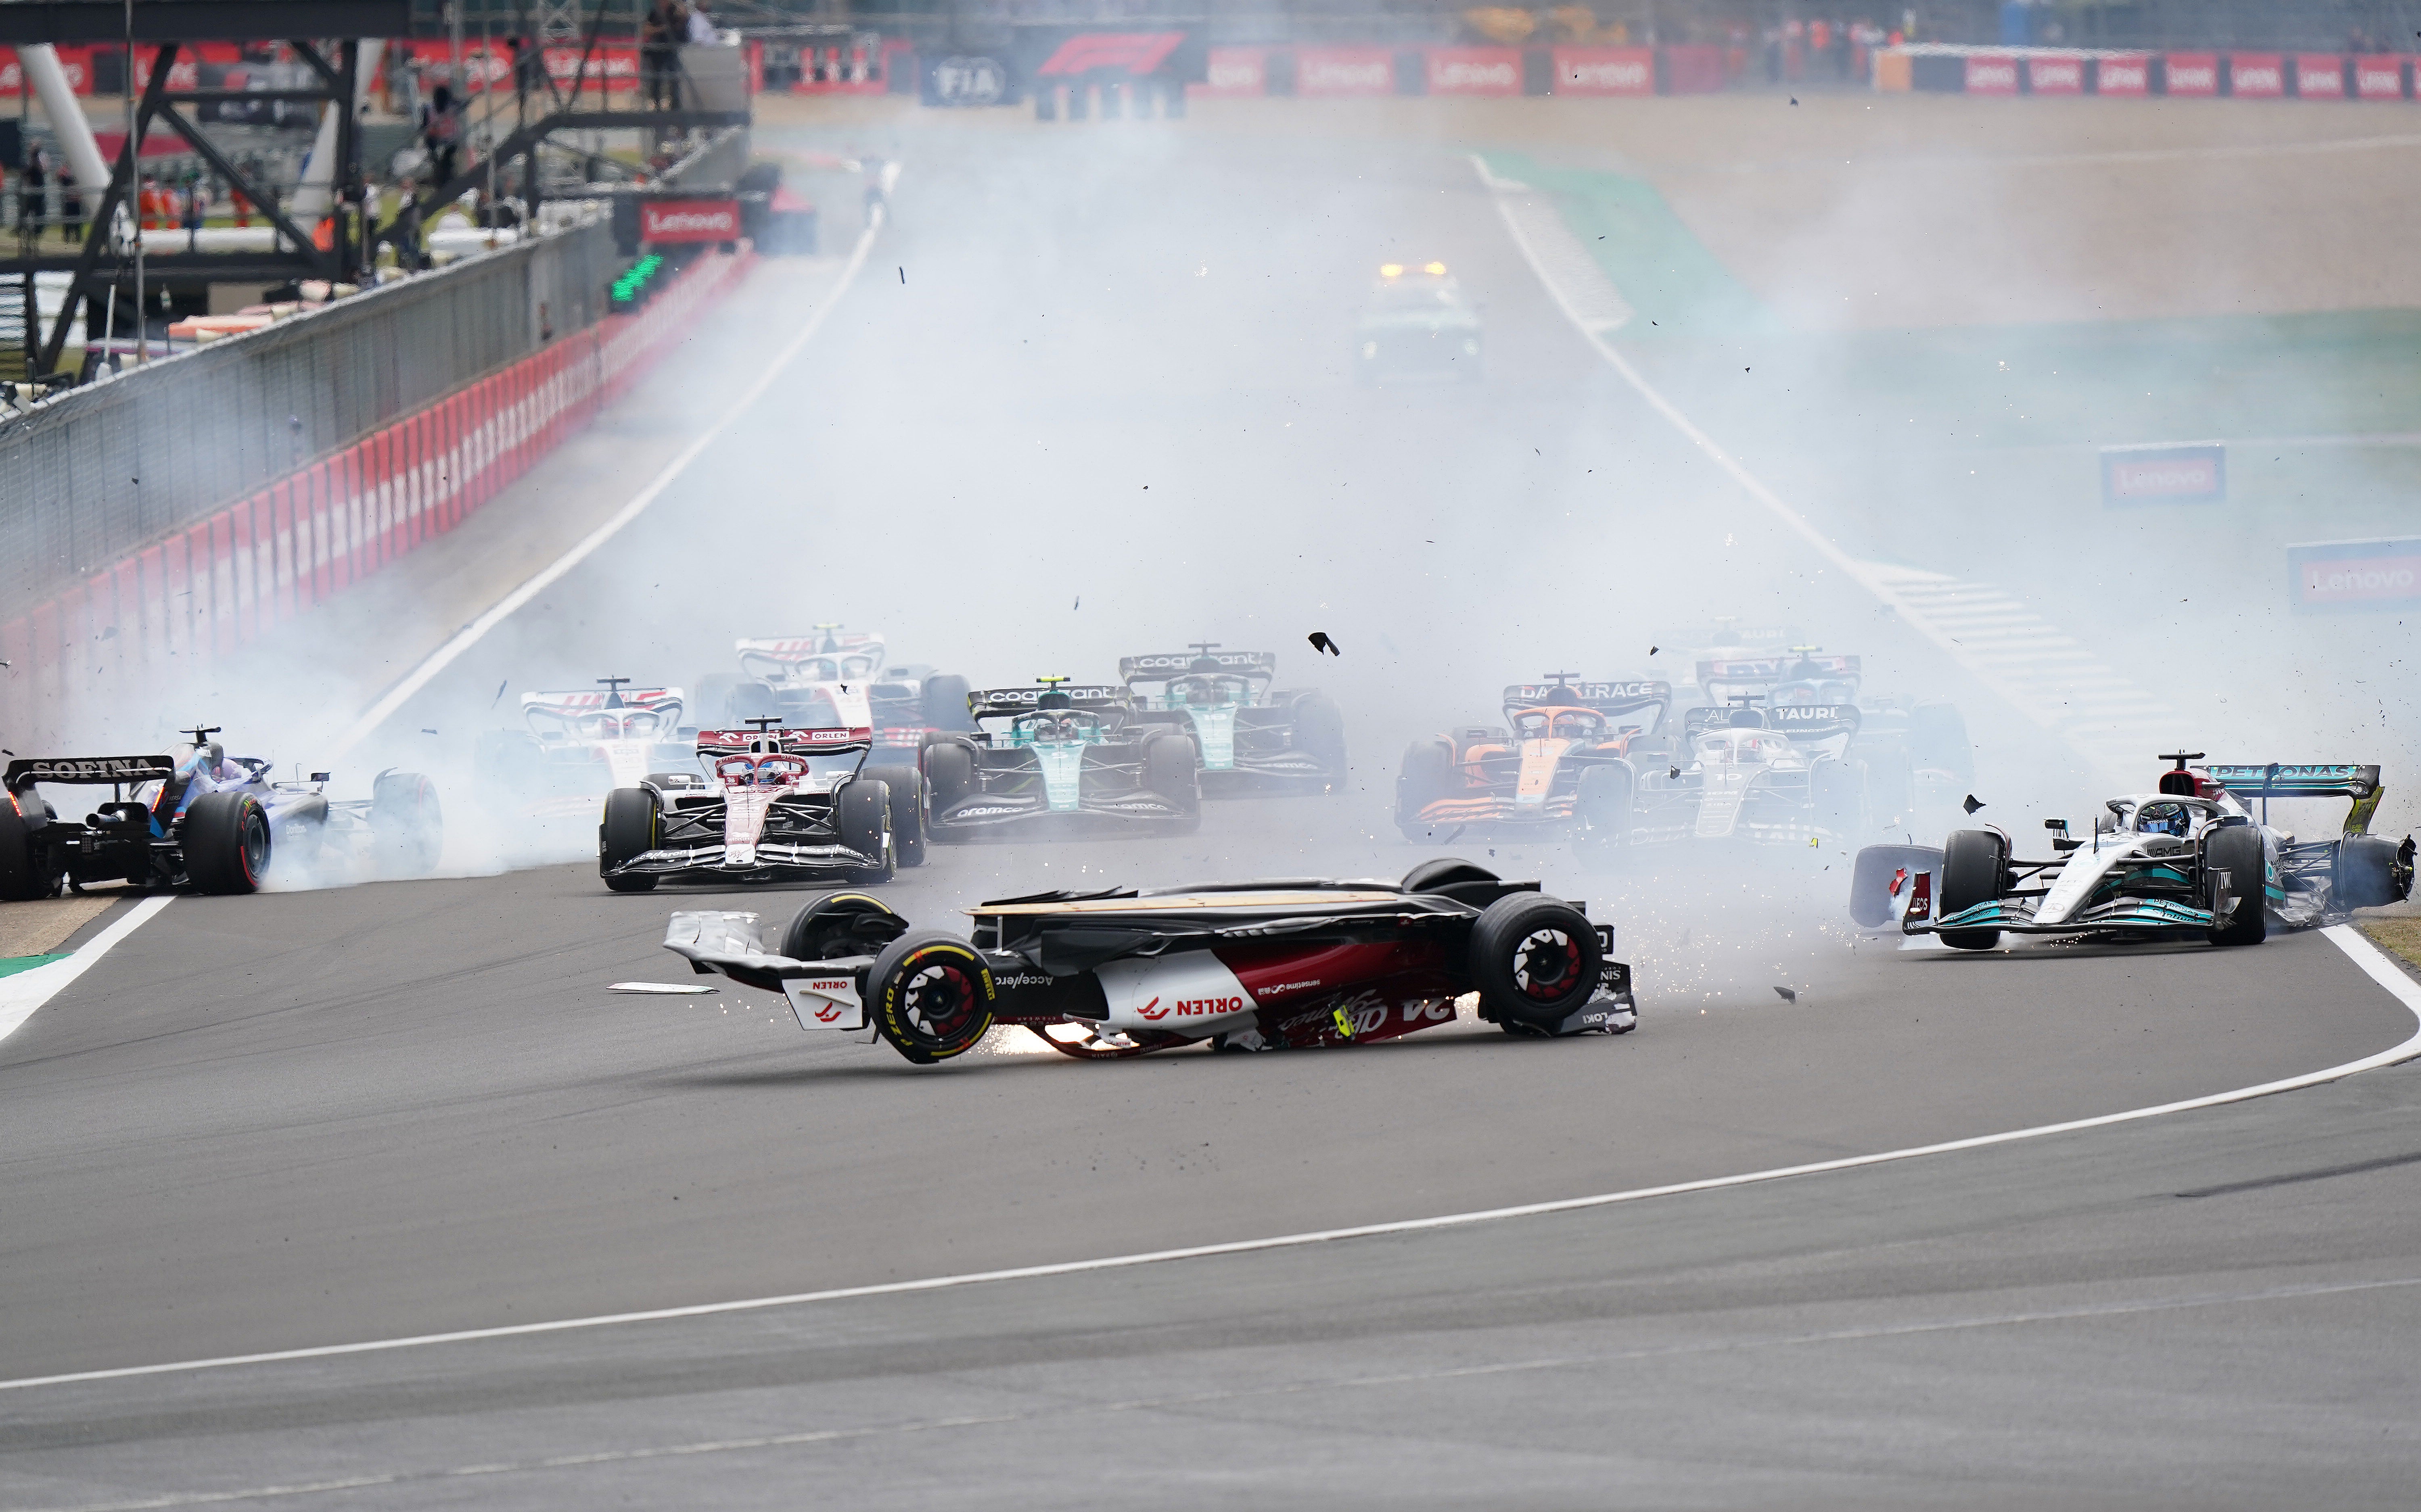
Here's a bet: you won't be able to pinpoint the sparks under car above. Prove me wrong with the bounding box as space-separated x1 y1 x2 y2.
1 727 441 897
659 858 1637 1064
1849 754 2415 948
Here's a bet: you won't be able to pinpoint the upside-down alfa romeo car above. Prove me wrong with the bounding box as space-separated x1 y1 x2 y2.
0 726 441 897
597 722 926 892
922 679 1200 839
657 858 1637 1063
1849 754 2414 949
1119 645 1345 793
1396 675 1672 845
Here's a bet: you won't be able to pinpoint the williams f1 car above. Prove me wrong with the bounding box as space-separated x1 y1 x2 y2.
1355 261 1482 384
1850 754 2415 949
922 679 1200 839
1 727 441 897
597 722 926 892
1119 645 1345 793
693 627 973 748
475 678 696 819
659 858 1636 1064
1396 676 1671 846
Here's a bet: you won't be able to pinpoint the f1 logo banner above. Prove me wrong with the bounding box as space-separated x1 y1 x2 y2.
2288 536 2421 613
2101 442 2224 505
1016 26 1205 87
638 198 741 244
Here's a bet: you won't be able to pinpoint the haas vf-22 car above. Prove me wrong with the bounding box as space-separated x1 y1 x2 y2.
1850 754 2415 949
1 727 442 897
1119 645 1345 794
660 858 1637 1063
597 721 927 892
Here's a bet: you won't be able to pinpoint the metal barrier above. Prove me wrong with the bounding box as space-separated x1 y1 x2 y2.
0 215 617 620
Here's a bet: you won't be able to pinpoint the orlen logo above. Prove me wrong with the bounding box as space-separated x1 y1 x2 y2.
1135 996 1170 1021
812 1003 846 1023
1171 995 1246 1017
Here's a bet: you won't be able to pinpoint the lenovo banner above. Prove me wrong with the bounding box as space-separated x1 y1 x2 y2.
2026 55 2084 94
1553 46 1654 95
2229 53 2284 96
1294 46 1394 96
2165 52 2219 95
640 198 742 244
1192 46 1267 97
2288 536 2421 612
2101 443 2225 505
1963 54 2018 94
2294 54 2347 97
1426 46 1521 95
2096 54 2150 94
2355 55 2408 98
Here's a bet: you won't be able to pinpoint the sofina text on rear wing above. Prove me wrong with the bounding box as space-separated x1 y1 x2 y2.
2203 762 2386 834
5 754 180 788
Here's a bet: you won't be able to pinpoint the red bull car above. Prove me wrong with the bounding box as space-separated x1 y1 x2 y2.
1395 675 1671 845
659 858 1637 1064
596 723 926 892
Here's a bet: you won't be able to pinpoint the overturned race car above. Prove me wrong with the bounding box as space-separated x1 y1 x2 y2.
1120 645 1345 794
923 678 1201 839
1 726 441 897
597 721 926 892
1850 754 2415 949
658 858 1637 1064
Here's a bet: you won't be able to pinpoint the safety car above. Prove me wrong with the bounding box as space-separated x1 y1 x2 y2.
1118 644 1344 793
1355 261 1483 384
658 857 1637 1064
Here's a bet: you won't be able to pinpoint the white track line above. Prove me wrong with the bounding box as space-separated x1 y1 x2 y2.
1469 155 2181 783
2 927 2411 1396
0 896 173 1049
328 209 889 758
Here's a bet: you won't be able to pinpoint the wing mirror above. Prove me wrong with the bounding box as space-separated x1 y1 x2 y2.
309 771 331 783
2046 817 2081 852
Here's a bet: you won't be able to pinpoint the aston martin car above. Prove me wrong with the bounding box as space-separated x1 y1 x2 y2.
923 678 1200 838
1119 645 1344 793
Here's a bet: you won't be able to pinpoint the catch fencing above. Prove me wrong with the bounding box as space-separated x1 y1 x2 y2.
0 242 756 749
0 218 617 621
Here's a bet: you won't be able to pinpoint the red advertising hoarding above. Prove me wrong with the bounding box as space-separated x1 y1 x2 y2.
2026 55 2084 94
2294 54 2348 97
2289 537 2421 611
1191 46 1267 97
1553 46 1653 95
2165 52 2219 95
2229 52 2284 96
640 198 742 244
2354 55 2407 98
1963 54 2018 93
1294 46 1394 96
1425 46 1520 95
2096 53 2150 94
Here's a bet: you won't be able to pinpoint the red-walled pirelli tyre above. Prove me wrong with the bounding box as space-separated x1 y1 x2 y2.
867 931 996 1064
184 791 271 895
1469 893 1603 1033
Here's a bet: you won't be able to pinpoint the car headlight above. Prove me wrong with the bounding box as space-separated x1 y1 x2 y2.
1361 341 1378 359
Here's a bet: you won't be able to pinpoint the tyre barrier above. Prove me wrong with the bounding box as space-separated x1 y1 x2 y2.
0 248 757 751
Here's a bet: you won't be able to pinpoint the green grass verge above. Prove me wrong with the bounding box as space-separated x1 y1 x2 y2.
2363 918 2421 976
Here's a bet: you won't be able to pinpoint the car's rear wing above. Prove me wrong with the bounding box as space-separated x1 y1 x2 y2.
736 633 886 681
5 753 179 788
522 687 684 718
1500 680 1671 730
969 686 1132 721
1679 703 1863 743
1697 653 1860 685
1120 650 1279 687
2201 762 2386 834
696 726 874 757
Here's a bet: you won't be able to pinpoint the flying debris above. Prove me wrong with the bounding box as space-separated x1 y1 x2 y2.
1775 986 1798 1002
1668 765 1681 779
609 982 719 995
491 680 508 707
1309 631 1340 656
1648 645 1659 656
421 728 438 735
1962 794 1986 815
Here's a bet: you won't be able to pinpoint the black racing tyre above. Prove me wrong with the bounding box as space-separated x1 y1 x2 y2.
836 777 894 883
599 786 661 892
184 790 271 895
1576 763 1633 871
921 673 975 732
2336 835 2413 912
1469 893 1604 1032
1396 737 1455 832
371 771 443 874
1146 733 1200 820
863 765 926 868
0 800 50 901
1911 701 1975 785
2203 824 2268 946
1291 691 1347 787
924 738 976 812
1936 828 2007 950
866 930 995 1064
781 890 909 962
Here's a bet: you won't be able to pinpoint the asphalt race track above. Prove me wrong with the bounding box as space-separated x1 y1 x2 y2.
4 122 2420 1508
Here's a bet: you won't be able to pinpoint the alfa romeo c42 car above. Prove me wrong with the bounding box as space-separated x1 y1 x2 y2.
1850 754 2414 949
660 858 1638 1064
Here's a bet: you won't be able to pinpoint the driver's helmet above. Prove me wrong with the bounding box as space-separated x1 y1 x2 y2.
2136 800 2194 837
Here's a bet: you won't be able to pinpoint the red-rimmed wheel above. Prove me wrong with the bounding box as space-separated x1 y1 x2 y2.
1469 893 1603 1033
867 931 995 1064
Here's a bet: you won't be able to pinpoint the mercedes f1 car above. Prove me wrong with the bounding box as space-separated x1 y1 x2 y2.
1355 261 1482 384
1396 676 1671 845
1850 755 2415 949
692 627 973 749
922 679 1200 840
597 722 926 892
1 727 442 898
1119 645 1345 793
474 678 696 819
659 858 1637 1064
